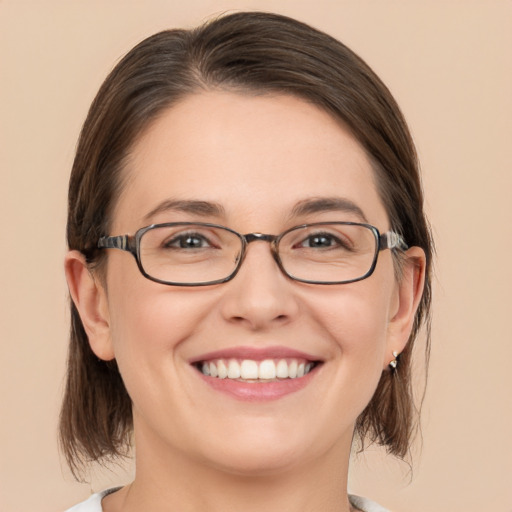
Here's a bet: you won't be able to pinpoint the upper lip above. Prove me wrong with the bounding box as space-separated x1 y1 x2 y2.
189 346 322 364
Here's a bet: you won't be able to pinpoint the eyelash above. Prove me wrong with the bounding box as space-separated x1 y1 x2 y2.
163 232 216 249
295 231 352 250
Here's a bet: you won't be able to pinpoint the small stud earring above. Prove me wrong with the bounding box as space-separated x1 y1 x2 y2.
389 351 399 369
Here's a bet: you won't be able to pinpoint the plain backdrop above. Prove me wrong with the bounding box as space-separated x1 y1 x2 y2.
1 1 511 511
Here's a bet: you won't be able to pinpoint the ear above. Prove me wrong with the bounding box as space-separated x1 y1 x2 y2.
385 246 426 365
64 250 115 361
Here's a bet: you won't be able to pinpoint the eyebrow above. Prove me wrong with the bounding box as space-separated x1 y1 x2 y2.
290 197 368 223
143 199 226 222
143 196 368 224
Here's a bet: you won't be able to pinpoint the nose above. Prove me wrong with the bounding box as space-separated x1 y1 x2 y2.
219 239 300 330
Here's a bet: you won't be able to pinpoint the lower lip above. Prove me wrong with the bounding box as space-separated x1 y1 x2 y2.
197 367 319 402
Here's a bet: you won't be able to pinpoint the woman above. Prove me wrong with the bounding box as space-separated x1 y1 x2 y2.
62 11 432 512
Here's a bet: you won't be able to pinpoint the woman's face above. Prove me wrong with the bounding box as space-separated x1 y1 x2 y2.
80 91 419 475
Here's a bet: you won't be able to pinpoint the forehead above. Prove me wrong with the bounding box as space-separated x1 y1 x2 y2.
113 91 388 232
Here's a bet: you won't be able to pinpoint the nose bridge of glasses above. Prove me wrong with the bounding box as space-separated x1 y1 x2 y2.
243 232 277 244
239 232 281 265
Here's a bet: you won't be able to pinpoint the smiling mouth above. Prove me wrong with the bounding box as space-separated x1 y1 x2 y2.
195 358 320 382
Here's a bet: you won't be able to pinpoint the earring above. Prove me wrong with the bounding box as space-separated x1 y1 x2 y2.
389 351 399 370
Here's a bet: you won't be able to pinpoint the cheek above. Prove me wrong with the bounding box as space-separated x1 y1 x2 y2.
309 284 392 352
108 286 216 359
105 253 210 346
305 271 396 398
103 259 209 391
105 284 221 428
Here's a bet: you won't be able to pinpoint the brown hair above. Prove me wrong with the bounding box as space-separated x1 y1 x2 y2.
61 11 433 478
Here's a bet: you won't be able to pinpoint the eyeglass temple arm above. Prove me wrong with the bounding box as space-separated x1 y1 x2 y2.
97 235 136 253
379 231 408 251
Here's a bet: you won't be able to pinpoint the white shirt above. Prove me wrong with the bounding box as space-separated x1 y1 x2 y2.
65 489 390 512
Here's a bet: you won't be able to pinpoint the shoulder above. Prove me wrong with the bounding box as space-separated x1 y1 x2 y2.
349 494 391 512
64 488 121 512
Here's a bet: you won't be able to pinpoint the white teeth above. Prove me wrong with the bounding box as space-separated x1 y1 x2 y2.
259 359 276 379
199 358 316 380
217 360 228 379
288 360 298 378
240 360 258 379
227 360 241 379
276 359 288 378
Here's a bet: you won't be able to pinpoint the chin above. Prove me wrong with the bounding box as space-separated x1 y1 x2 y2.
205 443 307 477
193 420 335 478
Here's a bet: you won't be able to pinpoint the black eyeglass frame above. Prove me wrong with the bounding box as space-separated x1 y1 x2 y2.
97 221 408 287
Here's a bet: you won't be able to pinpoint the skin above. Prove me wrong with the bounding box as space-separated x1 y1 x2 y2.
66 91 425 512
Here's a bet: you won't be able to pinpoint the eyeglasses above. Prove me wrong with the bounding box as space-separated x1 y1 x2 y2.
97 222 407 286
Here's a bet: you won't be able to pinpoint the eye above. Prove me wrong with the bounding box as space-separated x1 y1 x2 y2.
163 232 215 249
301 233 336 248
296 232 350 250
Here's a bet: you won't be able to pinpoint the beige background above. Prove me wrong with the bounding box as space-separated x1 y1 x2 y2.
1 1 511 511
